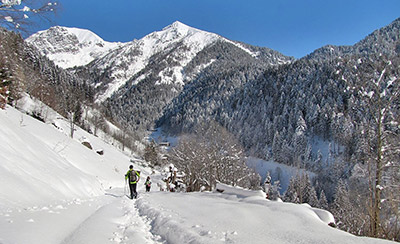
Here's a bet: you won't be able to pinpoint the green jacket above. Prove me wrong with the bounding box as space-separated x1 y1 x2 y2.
125 169 140 184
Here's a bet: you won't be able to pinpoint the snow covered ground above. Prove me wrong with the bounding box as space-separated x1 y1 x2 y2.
0 102 396 244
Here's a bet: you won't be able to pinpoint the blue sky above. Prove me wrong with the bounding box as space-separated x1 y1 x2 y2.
38 0 400 58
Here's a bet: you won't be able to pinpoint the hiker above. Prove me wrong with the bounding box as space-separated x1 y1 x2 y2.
167 164 177 191
125 165 140 199
145 176 152 192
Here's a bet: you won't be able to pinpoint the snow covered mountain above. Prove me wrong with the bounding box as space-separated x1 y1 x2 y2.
26 26 123 69
85 21 223 102
27 21 293 102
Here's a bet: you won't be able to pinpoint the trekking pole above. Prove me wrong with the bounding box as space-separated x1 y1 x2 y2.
124 178 127 196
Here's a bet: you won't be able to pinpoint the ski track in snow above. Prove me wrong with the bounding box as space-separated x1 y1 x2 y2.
114 194 164 244
62 190 164 244
0 189 163 244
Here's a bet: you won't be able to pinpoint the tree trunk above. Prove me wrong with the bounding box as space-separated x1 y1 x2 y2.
373 109 383 237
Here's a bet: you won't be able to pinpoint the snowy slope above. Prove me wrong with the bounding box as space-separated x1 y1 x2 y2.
137 184 394 244
0 102 396 243
0 97 150 208
26 26 123 69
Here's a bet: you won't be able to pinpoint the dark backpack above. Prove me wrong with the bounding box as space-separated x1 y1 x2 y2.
129 171 137 182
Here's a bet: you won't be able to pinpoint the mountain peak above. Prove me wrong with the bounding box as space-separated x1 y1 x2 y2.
30 26 104 45
159 21 209 38
163 21 189 30
26 26 122 69
58 26 104 44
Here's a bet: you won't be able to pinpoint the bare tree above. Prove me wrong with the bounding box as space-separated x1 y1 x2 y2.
344 55 400 238
144 140 160 166
0 0 58 33
168 121 260 192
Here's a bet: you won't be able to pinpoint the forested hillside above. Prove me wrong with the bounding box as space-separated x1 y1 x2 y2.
0 28 93 123
160 18 399 167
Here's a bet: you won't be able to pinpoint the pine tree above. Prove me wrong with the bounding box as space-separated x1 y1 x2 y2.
319 190 329 210
284 176 299 203
263 171 272 196
301 173 313 204
308 186 319 207
267 180 281 201
332 179 352 231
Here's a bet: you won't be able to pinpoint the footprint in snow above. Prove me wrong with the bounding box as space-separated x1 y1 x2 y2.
54 205 66 210
48 210 60 214
200 230 212 236
110 232 125 243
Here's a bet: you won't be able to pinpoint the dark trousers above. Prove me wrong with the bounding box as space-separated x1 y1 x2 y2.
146 186 151 192
129 183 137 199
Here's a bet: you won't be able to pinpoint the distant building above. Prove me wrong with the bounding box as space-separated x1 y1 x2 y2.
159 142 170 147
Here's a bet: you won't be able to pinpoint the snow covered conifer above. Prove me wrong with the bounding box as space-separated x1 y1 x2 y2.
331 179 352 232
284 176 299 203
319 190 328 210
284 173 318 206
308 186 319 207
263 171 272 194
269 180 281 201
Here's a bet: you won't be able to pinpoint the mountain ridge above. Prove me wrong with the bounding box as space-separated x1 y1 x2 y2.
27 21 292 104
304 17 400 61
25 18 399 147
